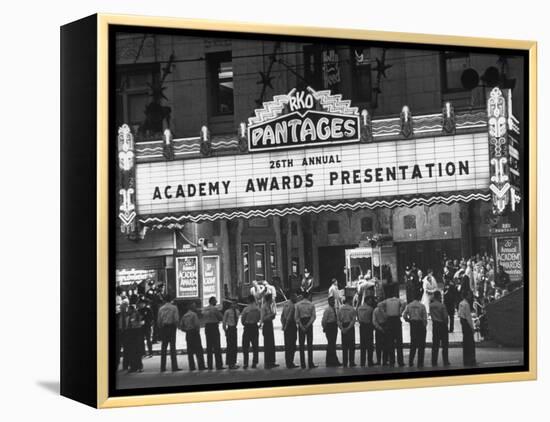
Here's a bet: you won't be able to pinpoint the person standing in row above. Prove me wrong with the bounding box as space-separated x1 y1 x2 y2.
157 294 181 372
321 296 341 367
261 293 279 369
223 299 240 369
241 294 261 369
295 292 317 369
402 292 427 368
328 278 342 310
380 292 405 367
358 296 375 367
429 291 450 366
179 302 206 371
443 266 458 333
280 292 298 368
372 301 388 365
338 296 357 367
458 289 477 366
203 296 225 370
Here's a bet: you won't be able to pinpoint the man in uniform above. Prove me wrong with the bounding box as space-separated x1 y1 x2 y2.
240 294 261 369
358 295 376 367
402 291 427 368
321 296 341 367
157 294 181 372
261 293 279 369
430 291 450 366
372 301 388 366
338 296 357 367
280 292 298 368
379 292 405 367
295 291 317 369
300 268 314 296
222 299 240 369
179 301 206 371
202 296 225 370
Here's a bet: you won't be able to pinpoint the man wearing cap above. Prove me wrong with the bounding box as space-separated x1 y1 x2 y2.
358 295 376 367
223 299 240 369
402 291 427 368
430 291 451 366
240 294 261 369
157 294 181 372
338 296 357 367
179 302 206 371
295 292 317 369
379 292 406 367
202 296 225 370
281 292 299 369
321 296 341 367
300 268 314 296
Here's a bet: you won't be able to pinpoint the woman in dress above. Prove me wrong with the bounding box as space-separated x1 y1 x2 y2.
421 269 438 316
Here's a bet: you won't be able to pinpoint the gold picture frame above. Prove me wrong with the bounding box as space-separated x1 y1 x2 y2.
61 13 537 408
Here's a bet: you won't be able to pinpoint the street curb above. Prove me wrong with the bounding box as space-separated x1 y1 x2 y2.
148 341 495 356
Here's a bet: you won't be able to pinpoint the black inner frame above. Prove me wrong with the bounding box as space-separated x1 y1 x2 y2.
107 23 531 398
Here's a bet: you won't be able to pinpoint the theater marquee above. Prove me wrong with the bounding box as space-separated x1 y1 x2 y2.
135 132 490 221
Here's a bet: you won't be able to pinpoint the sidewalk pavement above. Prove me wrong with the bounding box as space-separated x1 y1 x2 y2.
116 347 524 390
148 291 475 354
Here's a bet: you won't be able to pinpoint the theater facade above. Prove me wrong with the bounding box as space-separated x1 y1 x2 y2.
114 35 524 305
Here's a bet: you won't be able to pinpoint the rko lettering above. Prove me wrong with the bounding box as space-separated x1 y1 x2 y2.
247 87 361 152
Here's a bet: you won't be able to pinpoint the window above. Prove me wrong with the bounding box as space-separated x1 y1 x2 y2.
441 51 470 93
327 220 340 234
254 244 266 281
212 220 221 236
303 45 323 90
248 218 269 228
351 47 372 103
207 51 234 116
439 212 452 228
361 216 373 233
242 244 250 285
403 215 417 230
269 243 277 280
291 221 298 236
303 45 341 91
116 63 161 129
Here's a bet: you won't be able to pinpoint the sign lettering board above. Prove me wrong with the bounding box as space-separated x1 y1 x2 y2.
136 133 490 217
176 256 199 298
494 236 523 282
202 256 220 307
247 88 360 152
116 269 157 286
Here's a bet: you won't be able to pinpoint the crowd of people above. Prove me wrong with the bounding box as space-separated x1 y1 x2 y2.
115 254 519 375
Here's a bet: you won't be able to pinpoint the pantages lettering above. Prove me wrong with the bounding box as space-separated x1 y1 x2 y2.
151 160 469 200
247 87 361 152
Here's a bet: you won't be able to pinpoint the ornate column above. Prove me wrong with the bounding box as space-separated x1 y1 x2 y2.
220 219 231 298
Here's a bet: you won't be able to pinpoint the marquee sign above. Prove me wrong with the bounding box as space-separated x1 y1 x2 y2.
247 87 360 152
135 132 490 222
